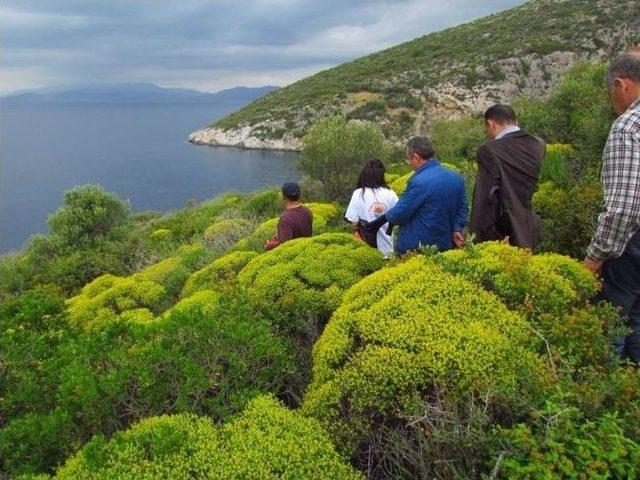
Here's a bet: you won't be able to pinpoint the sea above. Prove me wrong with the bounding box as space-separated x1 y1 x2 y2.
0 102 300 253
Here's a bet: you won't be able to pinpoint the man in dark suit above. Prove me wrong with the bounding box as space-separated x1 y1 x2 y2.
470 104 545 249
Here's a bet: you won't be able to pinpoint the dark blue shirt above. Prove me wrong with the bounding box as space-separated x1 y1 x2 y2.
387 160 468 254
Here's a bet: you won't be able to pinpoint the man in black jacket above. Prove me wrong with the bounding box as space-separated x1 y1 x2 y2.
470 104 545 249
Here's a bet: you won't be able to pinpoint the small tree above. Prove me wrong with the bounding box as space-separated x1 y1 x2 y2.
48 185 131 249
299 116 393 203
515 62 614 173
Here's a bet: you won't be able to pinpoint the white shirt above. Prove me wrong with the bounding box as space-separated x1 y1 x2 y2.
345 187 399 257
495 125 521 140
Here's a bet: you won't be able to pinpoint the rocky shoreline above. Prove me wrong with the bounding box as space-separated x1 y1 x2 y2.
188 126 302 152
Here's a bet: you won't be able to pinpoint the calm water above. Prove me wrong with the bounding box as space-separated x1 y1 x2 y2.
0 102 299 253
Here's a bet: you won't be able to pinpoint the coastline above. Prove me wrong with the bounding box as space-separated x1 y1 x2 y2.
188 126 302 152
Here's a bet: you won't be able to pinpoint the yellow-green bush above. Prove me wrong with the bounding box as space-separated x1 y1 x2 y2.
66 256 192 330
55 396 362 480
148 228 172 241
434 242 598 316
203 217 254 246
305 202 341 227
540 143 574 185
148 196 236 240
533 180 603 258
66 275 167 330
238 188 282 217
238 233 383 334
234 218 279 251
169 290 220 316
432 242 615 369
385 172 401 184
390 163 460 195
303 257 550 462
181 250 259 298
134 257 185 284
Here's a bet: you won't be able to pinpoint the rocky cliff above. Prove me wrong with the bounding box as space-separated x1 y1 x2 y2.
190 0 640 151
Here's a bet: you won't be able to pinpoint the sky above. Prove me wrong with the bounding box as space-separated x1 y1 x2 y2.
0 0 525 95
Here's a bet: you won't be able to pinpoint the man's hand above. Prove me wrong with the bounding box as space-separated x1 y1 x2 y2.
265 236 279 251
452 231 465 248
583 256 603 275
361 215 388 232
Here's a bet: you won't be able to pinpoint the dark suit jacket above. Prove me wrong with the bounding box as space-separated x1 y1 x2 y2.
470 130 545 249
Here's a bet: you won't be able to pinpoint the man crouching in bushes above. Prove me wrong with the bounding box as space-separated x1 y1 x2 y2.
584 47 640 365
265 182 313 250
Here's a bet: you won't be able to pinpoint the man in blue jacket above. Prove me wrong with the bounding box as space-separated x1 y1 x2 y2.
365 137 468 255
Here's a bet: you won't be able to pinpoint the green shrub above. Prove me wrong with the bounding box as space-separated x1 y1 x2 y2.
47 185 131 249
181 250 259 297
540 143 574 185
390 163 460 195
238 233 383 335
0 253 35 298
55 396 362 480
515 62 614 171
204 217 254 243
175 242 212 271
146 228 175 256
302 256 550 477
299 175 327 201
0 290 68 422
563 366 640 441
1 297 292 476
235 218 280 251
238 188 282 218
299 116 395 202
533 180 602 258
499 409 639 479
432 116 485 160
0 185 145 297
0 408 76 477
148 196 236 240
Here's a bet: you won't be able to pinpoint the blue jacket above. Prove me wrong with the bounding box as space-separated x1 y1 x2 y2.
387 160 468 254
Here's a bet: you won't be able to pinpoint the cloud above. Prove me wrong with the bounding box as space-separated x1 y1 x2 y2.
0 0 525 95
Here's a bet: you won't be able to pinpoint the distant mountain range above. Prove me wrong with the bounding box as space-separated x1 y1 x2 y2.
1 83 279 104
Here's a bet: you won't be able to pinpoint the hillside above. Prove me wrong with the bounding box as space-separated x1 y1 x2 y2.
2 83 278 104
189 0 640 151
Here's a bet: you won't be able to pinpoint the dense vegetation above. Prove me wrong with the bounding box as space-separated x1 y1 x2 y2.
2 56 640 480
209 0 640 142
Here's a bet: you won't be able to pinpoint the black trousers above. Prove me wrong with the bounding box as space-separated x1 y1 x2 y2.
602 229 640 364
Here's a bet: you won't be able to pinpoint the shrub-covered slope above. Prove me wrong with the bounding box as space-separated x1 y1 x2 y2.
301 244 637 478
202 0 640 143
54 396 362 480
2 180 639 479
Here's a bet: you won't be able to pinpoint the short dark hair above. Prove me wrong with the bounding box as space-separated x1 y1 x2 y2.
407 136 435 160
356 158 388 191
606 47 640 88
484 104 517 124
281 182 301 201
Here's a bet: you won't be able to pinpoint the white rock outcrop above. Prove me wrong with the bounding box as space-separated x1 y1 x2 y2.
188 126 302 152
